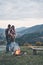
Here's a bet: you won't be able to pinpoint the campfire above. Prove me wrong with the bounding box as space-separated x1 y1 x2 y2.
12 48 27 56
15 49 21 55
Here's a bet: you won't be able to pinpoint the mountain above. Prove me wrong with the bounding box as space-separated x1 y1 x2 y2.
16 31 43 45
16 24 43 37
20 24 43 35
15 24 43 45
16 27 27 37
0 28 5 33
0 28 5 40
16 27 26 32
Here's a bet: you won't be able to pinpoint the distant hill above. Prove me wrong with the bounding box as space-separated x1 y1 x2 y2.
17 24 43 35
15 24 43 45
16 27 27 37
0 28 5 33
16 32 43 45
16 27 26 32
0 28 5 40
16 24 43 38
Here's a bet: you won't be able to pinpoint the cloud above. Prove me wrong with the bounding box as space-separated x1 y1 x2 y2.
0 0 43 19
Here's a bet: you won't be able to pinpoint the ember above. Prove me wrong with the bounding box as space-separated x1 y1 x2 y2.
15 49 21 55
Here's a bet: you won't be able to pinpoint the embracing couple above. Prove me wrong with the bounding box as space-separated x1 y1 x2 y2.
5 24 16 53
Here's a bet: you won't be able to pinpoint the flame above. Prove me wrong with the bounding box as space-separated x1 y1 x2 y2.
15 49 21 55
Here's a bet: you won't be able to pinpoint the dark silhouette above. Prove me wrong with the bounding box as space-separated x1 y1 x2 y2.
5 24 11 52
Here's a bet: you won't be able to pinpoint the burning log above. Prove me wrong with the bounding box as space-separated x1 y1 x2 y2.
14 49 21 55
15 49 21 55
14 50 27 56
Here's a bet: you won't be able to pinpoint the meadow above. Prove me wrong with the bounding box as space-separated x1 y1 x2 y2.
0 46 43 65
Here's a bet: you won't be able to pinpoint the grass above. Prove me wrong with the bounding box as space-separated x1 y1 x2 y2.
0 46 43 65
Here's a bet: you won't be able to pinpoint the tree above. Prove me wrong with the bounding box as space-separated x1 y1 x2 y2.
36 42 42 46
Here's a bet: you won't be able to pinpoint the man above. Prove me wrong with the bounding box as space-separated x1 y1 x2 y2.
5 24 11 52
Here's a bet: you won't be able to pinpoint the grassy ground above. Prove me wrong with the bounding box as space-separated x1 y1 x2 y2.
0 46 43 65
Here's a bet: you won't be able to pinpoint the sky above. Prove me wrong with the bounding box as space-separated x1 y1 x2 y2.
0 0 43 28
0 19 43 28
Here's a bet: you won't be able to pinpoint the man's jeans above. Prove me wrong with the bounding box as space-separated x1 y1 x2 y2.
6 40 11 52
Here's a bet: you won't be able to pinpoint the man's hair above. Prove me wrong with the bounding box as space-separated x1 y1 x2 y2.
8 24 11 28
